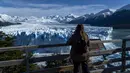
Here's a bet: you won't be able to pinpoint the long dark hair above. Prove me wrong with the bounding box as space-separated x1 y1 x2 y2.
74 24 88 40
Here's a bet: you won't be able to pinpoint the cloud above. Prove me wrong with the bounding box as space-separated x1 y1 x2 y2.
1 0 64 9
0 4 108 17
1 0 26 4
28 4 64 8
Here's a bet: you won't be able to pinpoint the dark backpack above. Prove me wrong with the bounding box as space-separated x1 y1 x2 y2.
75 38 87 54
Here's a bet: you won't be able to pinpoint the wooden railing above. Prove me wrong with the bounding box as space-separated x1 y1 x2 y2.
0 39 130 73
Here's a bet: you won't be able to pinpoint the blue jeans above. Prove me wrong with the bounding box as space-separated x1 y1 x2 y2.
73 61 90 73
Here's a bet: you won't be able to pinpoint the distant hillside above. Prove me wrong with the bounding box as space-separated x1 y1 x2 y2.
0 21 16 26
87 10 130 29
69 4 130 29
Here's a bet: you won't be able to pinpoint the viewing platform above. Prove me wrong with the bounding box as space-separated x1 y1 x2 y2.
0 39 130 73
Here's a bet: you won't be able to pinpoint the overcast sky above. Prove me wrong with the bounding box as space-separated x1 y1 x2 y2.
0 0 129 17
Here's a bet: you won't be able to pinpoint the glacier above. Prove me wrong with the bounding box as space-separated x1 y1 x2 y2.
0 22 115 53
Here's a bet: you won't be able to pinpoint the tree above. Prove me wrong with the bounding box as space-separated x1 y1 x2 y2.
0 31 37 73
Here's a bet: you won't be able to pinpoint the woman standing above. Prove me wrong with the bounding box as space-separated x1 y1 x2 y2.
67 24 90 73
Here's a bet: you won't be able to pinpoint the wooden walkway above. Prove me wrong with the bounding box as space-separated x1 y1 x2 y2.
0 39 130 73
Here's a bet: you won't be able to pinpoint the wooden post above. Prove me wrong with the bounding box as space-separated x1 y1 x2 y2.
79 64 82 73
121 39 126 72
25 49 30 73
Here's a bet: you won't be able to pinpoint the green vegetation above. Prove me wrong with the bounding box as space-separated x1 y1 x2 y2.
0 31 37 73
45 60 67 68
0 31 70 73
45 54 71 73
45 55 68 68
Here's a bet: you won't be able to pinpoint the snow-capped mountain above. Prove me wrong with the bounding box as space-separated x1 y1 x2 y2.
0 14 78 24
69 9 113 24
69 4 130 29
44 14 79 23
67 13 93 24
117 4 130 11
95 9 113 17
65 14 79 18
0 14 28 23
78 9 113 19
0 14 59 24
64 14 79 22
76 13 94 21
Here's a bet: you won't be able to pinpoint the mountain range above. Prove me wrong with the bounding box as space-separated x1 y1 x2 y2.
1 4 130 28
0 13 78 24
69 4 130 29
